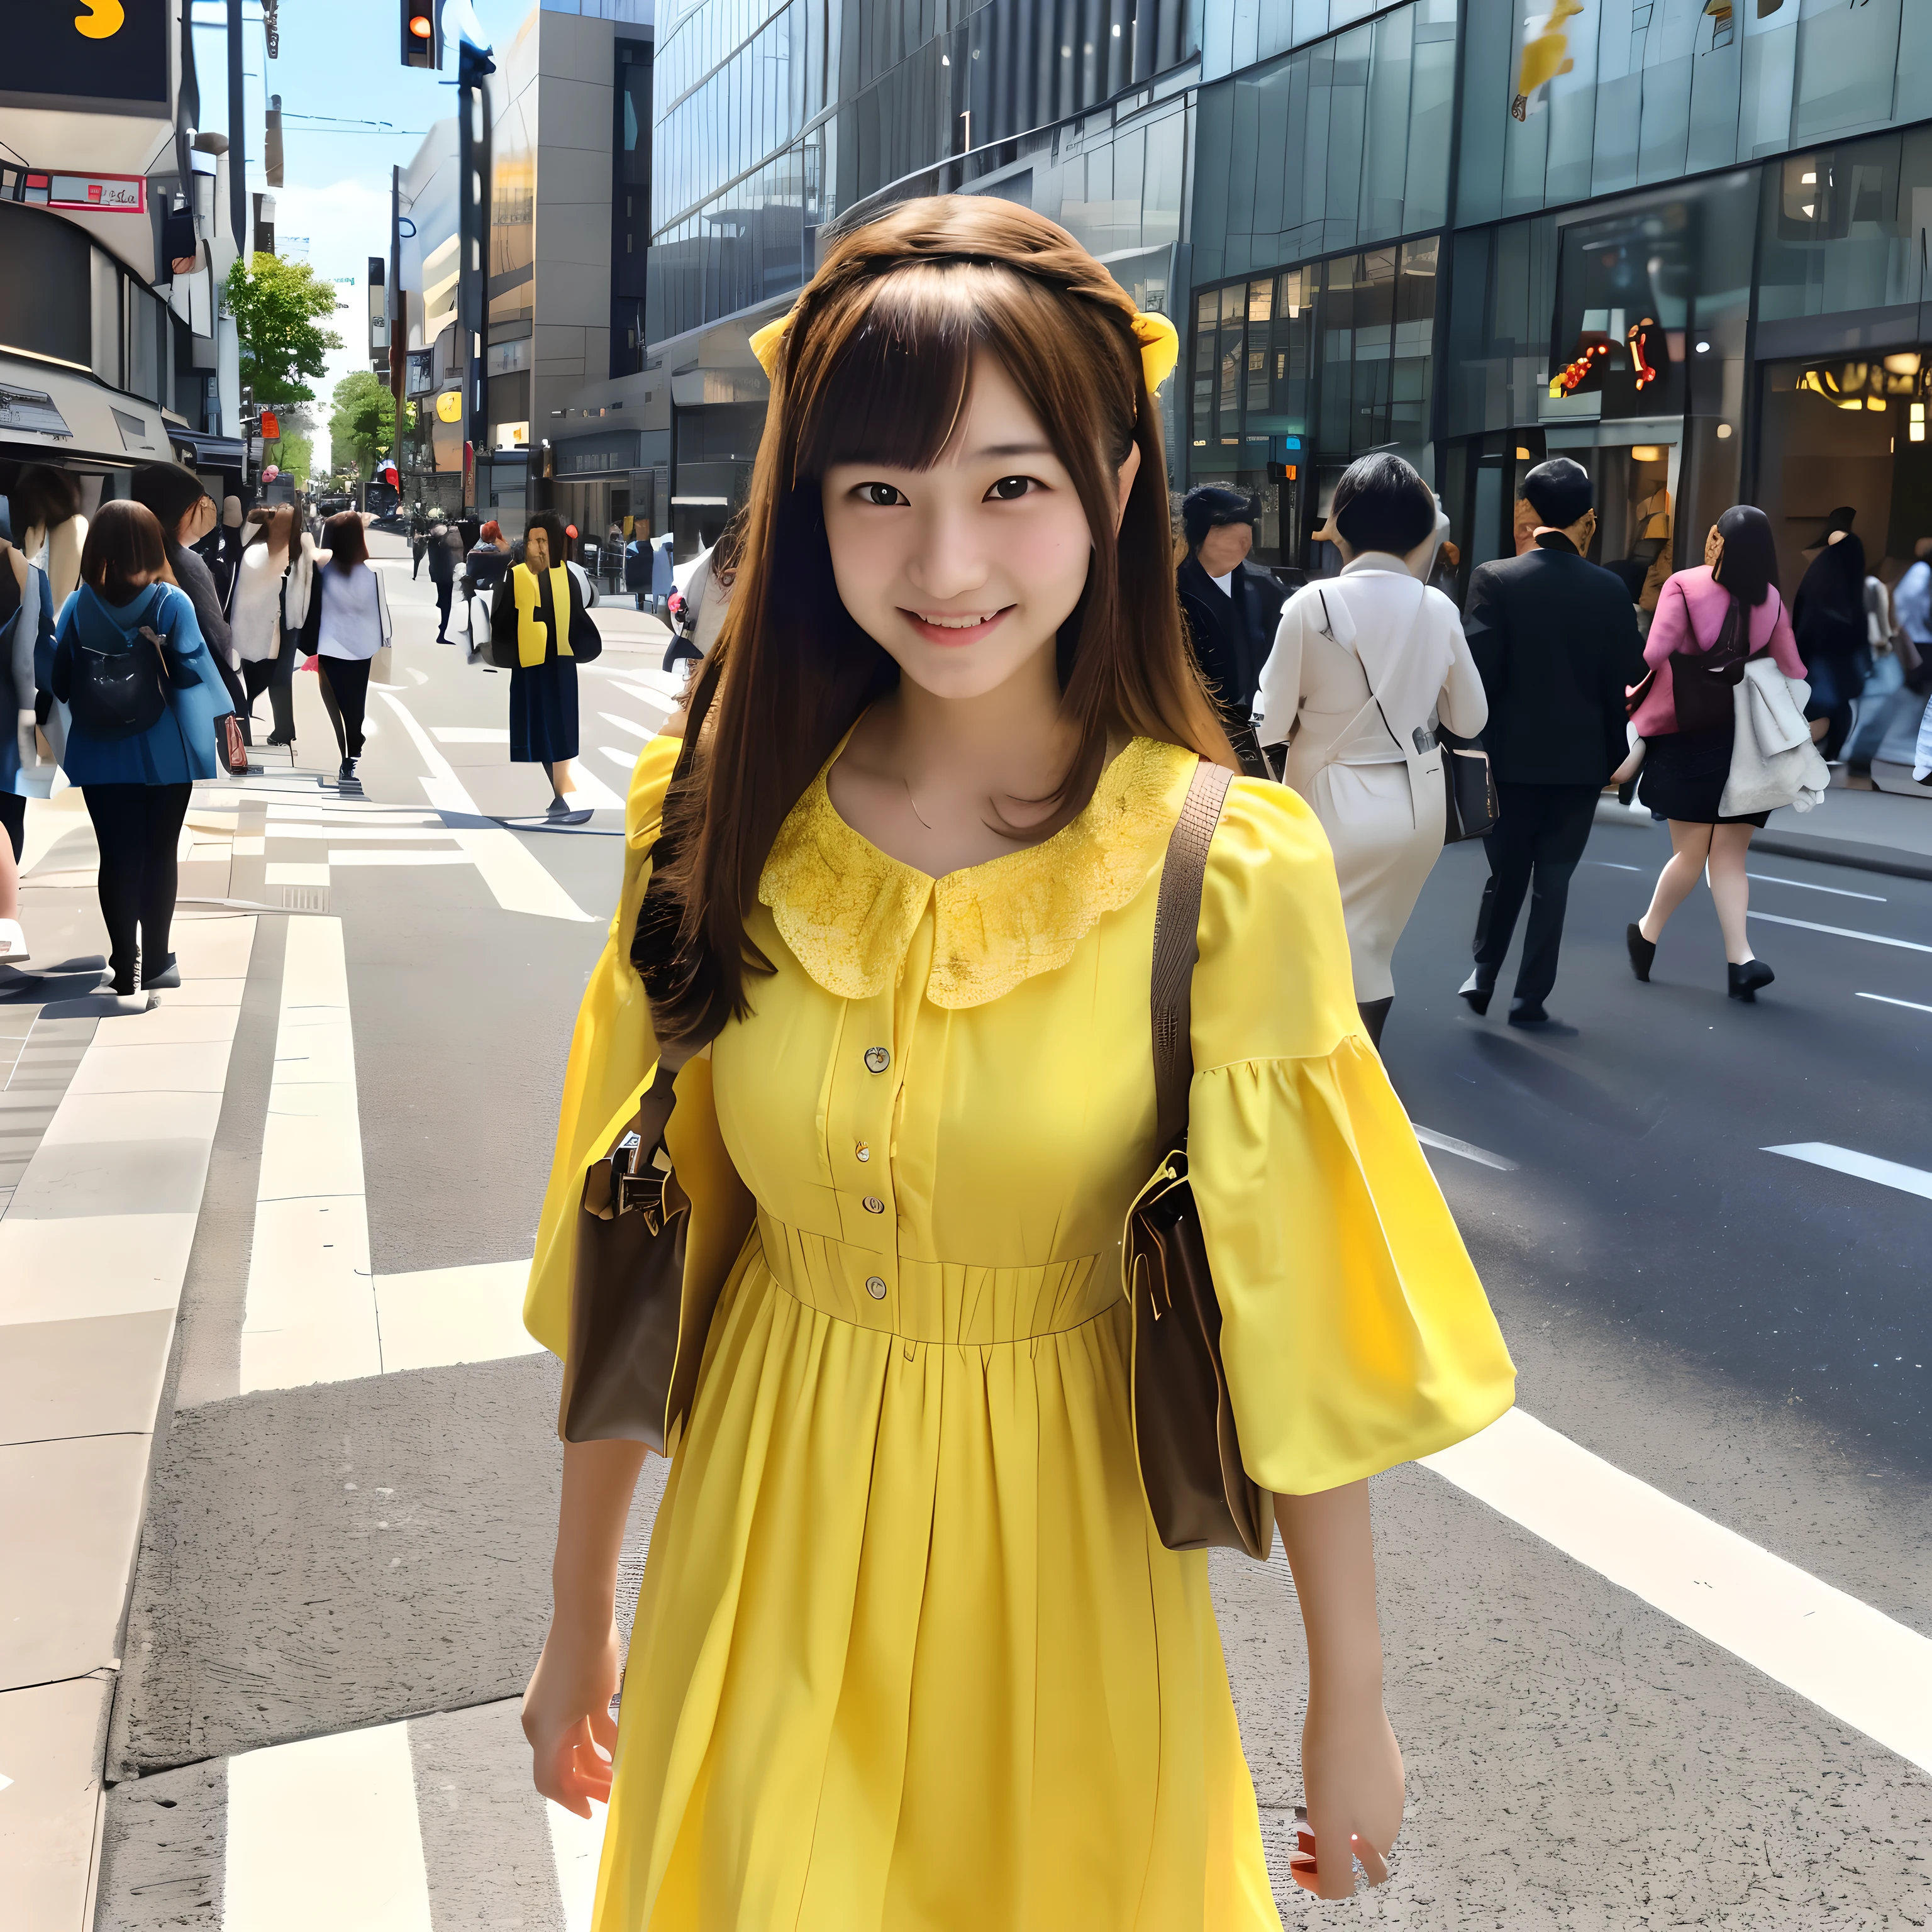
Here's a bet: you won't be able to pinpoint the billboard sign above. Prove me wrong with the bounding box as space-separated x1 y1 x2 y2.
7 0 169 106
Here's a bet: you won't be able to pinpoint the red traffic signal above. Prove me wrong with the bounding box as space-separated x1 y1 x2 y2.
401 1 441 67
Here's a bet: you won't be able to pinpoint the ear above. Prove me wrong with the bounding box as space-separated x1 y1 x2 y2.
1113 442 1142 534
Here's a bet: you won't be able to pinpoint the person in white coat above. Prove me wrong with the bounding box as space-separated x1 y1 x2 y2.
1253 453 1487 1048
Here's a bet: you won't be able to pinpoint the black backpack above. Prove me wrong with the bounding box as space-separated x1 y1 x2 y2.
67 589 169 741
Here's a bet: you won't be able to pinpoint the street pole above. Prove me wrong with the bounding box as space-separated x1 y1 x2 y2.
457 39 496 516
226 0 247 252
391 163 406 501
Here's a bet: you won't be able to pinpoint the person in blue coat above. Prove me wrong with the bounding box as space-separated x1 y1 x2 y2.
49 499 233 1010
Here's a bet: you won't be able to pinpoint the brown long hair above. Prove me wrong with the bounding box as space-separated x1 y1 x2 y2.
325 511 369 574
642 196 1232 1047
80 499 167 604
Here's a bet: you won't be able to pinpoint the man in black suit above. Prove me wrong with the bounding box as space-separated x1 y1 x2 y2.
1460 458 1646 1025
1176 486 1286 771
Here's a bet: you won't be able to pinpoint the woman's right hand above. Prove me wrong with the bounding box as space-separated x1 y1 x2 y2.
521 1611 623 1817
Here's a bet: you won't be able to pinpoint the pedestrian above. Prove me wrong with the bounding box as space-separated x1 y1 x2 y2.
623 528 650 610
297 510 391 786
231 505 314 749
1175 484 1287 772
411 522 426 580
1458 457 1646 1024
464 519 511 663
129 463 252 741
1792 508 1869 761
1622 506 1806 1002
518 196 1513 1925
426 519 462 642
1842 555 1908 770
1253 453 1487 1048
489 511 597 821
0 531 55 965
47 500 233 1011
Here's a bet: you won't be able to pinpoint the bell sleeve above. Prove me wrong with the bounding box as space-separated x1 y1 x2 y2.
1184 777 1516 1494
523 732 680 1354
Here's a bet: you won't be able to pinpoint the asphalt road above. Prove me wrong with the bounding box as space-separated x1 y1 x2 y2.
89 543 1932 1929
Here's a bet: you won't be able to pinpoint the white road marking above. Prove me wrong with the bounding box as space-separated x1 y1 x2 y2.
547 1797 606 1932
374 1259 543 1372
1856 991 1932 1016
1747 910 1932 953
599 745 641 773
1411 1123 1519 1171
599 711 653 740
376 691 593 922
1423 1407 1932 1777
225 1720 434 1932
1748 872 1885 901
1583 860 1640 871
267 826 462 842
265 862 331 887
241 917 379 1394
328 849 473 867
560 760 626 811
1763 1141 1932 1203
431 725 509 743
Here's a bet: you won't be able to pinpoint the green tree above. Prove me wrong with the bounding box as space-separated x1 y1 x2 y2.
225 253 343 406
275 431 313 487
329 370 397 480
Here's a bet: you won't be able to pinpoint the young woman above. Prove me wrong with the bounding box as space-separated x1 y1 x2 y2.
232 503 312 748
1253 453 1487 1048
1 531 55 965
48 500 233 1009
1623 505 1803 1000
1791 509 1869 761
489 511 594 819
519 199 1514 1927
298 510 390 784
130 464 248 730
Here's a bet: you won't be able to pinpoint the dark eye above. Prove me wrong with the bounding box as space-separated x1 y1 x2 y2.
986 475 1035 501
859 482 907 508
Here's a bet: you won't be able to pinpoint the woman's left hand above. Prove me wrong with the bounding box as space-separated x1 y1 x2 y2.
1610 745 1643 785
1291 1685 1404 1898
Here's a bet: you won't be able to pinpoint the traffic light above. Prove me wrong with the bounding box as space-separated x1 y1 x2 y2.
401 0 441 67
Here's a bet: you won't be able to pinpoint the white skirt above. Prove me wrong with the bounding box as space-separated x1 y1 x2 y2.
1300 758 1446 1004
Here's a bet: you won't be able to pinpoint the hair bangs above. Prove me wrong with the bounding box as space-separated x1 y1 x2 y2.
792 269 987 477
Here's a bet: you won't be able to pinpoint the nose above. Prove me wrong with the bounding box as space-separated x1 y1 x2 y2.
904 499 991 605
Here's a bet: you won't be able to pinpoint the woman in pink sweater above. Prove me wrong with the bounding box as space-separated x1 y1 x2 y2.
1620 505 1804 1001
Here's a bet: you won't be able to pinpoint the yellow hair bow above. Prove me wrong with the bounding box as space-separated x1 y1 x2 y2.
749 300 1181 396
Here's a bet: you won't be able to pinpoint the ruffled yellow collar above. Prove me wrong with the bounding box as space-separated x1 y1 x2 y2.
758 735 1196 1009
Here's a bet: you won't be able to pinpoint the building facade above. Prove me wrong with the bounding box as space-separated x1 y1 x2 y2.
631 0 1932 592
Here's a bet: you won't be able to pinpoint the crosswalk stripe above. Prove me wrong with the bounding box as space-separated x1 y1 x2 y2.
241 916 379 1393
1762 1140 1932 1202
1424 1407 1932 1776
328 849 474 867
600 711 653 740
225 1721 434 1932
1856 990 1932 1015
1747 871 1885 901
1747 909 1932 953
376 691 594 923
1411 1122 1518 1170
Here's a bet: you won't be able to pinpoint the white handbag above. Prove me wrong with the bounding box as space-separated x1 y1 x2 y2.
1719 657 1830 816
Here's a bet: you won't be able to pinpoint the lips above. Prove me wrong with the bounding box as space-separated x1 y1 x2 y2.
902 606 1014 646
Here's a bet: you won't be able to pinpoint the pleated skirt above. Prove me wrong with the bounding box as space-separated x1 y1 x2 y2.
510 657 580 764
591 1222 1283 1932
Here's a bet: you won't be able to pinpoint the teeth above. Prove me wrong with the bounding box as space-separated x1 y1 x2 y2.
919 612 997 628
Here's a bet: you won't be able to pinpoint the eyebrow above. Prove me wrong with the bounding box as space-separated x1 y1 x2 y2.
965 441 1055 462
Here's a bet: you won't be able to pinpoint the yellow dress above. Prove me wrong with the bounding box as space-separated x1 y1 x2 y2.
525 731 1515 1931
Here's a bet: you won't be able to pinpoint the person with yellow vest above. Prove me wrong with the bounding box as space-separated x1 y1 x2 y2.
489 511 601 822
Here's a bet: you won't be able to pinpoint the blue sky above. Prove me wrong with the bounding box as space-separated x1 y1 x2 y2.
189 0 533 411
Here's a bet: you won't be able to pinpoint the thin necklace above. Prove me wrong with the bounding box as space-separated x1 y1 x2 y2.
903 775 934 829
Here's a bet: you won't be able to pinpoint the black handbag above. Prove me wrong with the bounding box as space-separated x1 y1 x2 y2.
64 589 178 740
1438 726 1499 843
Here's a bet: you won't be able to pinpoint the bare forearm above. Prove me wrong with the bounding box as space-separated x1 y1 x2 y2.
1274 1481 1385 1701
553 1438 648 1628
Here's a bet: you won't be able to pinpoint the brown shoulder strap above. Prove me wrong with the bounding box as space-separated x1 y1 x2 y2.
1152 758 1235 1149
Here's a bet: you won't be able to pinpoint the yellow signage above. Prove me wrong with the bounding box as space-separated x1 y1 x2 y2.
75 2 125 39
435 390 463 424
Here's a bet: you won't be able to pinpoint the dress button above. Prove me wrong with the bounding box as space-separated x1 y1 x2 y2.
865 1275 888 1300
864 1046 891 1074
862 1196 886 1214
855 1142 870 1162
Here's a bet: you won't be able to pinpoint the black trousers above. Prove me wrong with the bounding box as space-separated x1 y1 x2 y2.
82 782 192 992
1472 781 1602 1006
0 791 24 863
435 577 453 635
243 649 296 742
317 655 371 760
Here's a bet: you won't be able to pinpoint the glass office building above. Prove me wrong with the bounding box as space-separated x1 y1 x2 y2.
647 0 1932 587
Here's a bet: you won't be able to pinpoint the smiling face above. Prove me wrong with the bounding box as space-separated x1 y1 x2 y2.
821 350 1136 703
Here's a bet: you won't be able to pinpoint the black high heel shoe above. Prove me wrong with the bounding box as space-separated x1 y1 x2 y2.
1626 924 1655 983
1728 958 1775 1002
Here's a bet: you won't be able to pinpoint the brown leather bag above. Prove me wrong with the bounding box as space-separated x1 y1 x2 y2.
1123 758 1272 1560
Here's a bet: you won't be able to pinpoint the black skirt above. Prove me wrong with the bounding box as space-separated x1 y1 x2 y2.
1637 719 1770 828
509 657 580 764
